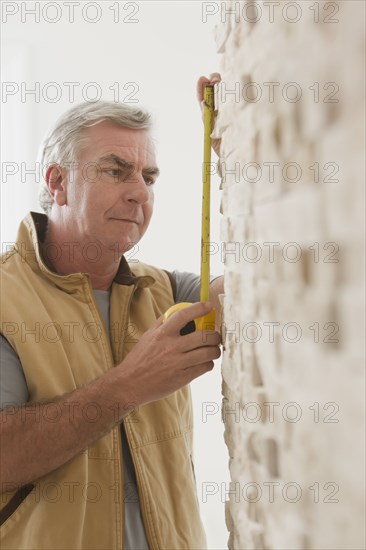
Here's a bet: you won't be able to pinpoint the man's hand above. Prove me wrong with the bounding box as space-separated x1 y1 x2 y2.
196 73 221 157
118 301 221 407
0 302 220 488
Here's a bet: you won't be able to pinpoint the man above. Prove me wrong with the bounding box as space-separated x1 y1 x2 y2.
0 75 223 549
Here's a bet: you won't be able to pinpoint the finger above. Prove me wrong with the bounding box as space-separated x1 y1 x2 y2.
183 345 222 369
197 73 221 100
209 72 221 84
197 74 222 103
163 301 213 334
184 361 215 384
177 330 221 353
181 329 221 349
196 76 211 104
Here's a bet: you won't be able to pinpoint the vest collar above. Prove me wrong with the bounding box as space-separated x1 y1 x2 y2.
15 212 155 292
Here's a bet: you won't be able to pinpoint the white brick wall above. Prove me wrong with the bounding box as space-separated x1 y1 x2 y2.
214 1 365 548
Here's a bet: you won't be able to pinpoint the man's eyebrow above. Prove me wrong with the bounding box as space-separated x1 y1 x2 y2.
98 154 134 170
142 166 160 178
98 154 160 178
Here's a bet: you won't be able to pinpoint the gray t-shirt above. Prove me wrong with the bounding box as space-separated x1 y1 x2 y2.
0 270 217 549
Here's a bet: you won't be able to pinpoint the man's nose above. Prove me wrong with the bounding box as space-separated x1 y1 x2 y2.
124 173 150 204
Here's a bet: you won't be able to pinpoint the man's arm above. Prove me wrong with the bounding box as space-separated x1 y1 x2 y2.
1 365 136 490
0 302 220 490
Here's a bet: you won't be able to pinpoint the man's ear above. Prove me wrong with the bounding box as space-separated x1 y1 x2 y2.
45 164 68 206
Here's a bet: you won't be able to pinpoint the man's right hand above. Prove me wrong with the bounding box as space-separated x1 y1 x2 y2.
0 302 221 488
118 301 221 407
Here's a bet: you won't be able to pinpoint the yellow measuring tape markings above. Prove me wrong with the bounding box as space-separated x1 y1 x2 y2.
163 85 216 334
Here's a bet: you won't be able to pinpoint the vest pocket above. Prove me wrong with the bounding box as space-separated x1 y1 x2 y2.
0 484 35 527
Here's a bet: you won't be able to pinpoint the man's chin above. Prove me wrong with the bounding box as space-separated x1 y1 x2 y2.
93 228 144 257
104 238 139 257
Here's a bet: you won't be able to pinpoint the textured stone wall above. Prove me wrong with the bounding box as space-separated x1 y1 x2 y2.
212 1 365 548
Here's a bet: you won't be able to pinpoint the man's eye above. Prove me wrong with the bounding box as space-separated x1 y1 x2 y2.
104 169 122 178
144 177 155 186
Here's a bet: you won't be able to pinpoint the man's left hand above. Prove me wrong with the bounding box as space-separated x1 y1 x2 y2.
196 73 221 157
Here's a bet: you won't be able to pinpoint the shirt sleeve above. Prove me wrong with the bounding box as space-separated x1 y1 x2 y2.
170 270 221 304
0 335 29 407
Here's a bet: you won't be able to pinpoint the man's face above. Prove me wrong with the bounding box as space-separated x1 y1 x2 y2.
61 121 158 254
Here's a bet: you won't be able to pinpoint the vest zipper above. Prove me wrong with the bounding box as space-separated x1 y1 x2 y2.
86 276 157 549
83 277 116 368
83 277 125 550
123 418 157 550
118 284 158 550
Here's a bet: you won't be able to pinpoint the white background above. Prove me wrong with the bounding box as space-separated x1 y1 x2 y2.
1 2 229 547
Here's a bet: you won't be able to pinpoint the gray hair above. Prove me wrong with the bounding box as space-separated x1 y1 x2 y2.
38 101 153 214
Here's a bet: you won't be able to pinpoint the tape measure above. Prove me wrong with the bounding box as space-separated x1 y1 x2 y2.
163 85 216 334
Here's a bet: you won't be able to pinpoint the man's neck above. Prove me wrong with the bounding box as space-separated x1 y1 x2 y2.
41 223 120 291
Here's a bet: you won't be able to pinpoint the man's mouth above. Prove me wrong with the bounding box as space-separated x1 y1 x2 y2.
110 218 139 224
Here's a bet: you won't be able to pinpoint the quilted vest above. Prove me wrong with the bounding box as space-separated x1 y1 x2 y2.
0 212 206 550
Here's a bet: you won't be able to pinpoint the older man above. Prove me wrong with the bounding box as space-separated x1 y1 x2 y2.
0 75 223 549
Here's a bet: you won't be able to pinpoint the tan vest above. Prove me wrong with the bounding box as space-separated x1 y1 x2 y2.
0 212 207 550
